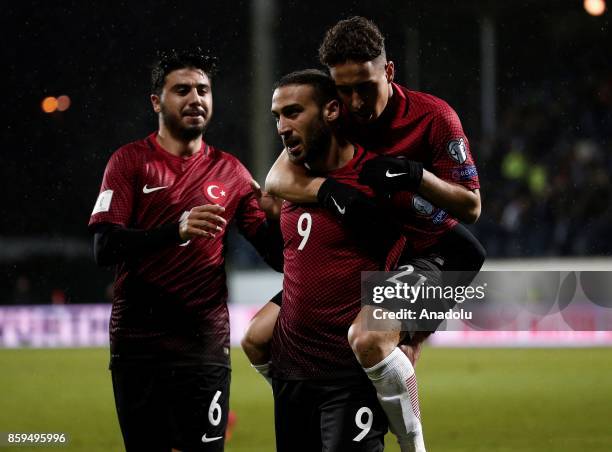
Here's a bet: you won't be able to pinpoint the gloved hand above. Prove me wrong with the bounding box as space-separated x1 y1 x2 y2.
317 177 366 218
317 177 403 259
359 155 423 194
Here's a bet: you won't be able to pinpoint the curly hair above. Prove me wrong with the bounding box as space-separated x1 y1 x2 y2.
274 69 338 108
319 16 386 67
151 47 218 95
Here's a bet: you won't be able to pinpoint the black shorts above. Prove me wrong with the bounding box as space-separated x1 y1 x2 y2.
394 224 486 342
385 254 446 339
272 376 388 452
111 363 230 452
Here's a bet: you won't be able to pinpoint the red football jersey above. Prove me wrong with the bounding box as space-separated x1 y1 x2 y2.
345 83 480 252
89 133 266 367
271 146 406 379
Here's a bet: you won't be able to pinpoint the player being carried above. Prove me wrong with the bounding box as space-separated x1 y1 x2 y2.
242 17 485 452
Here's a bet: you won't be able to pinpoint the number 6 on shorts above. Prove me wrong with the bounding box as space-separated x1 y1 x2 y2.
208 390 222 426
352 406 373 442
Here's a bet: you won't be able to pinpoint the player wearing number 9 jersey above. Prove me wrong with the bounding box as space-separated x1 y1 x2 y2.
88 49 283 452
269 70 412 451
260 18 486 451
274 145 405 381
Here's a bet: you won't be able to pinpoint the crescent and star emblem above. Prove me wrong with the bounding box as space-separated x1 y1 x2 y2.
203 182 228 203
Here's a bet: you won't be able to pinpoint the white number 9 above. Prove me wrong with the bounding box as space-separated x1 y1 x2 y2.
297 213 312 250
353 406 373 442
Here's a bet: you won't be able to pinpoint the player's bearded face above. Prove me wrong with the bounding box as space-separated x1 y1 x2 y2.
301 112 332 165
156 68 213 141
160 101 209 140
272 85 332 165
282 111 330 166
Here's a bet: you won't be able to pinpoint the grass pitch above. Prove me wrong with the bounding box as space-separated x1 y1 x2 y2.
1 347 611 451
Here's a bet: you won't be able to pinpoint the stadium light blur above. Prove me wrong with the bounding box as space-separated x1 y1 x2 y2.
57 95 71 112
41 96 58 113
584 0 606 16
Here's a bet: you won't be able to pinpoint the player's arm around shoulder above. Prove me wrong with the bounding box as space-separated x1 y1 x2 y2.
419 101 481 223
264 150 324 203
419 174 481 223
356 97 481 223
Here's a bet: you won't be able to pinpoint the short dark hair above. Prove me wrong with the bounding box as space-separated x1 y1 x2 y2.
274 69 338 107
151 47 218 95
319 16 386 67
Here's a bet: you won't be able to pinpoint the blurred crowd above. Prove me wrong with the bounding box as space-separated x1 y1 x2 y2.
474 68 612 257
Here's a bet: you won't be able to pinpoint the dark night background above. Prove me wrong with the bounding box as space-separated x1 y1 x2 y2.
2 0 611 303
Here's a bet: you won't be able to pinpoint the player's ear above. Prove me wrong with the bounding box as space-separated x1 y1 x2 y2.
385 61 395 83
151 94 161 113
323 99 340 123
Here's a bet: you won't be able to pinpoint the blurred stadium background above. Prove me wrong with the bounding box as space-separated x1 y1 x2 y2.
1 1 611 450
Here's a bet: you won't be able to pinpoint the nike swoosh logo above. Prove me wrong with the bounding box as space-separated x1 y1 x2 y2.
201 433 223 443
142 184 168 194
386 170 408 178
330 196 345 215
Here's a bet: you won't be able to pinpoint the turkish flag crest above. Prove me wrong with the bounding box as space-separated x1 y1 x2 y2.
203 181 228 204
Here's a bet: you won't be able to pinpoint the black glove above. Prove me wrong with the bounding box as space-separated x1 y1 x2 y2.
317 177 403 260
359 155 423 194
317 177 366 219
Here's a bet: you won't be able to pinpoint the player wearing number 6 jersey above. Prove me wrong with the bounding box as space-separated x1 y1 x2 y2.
88 48 283 452
269 69 413 451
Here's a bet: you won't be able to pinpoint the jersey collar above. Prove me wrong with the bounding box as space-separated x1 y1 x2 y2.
146 132 209 163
